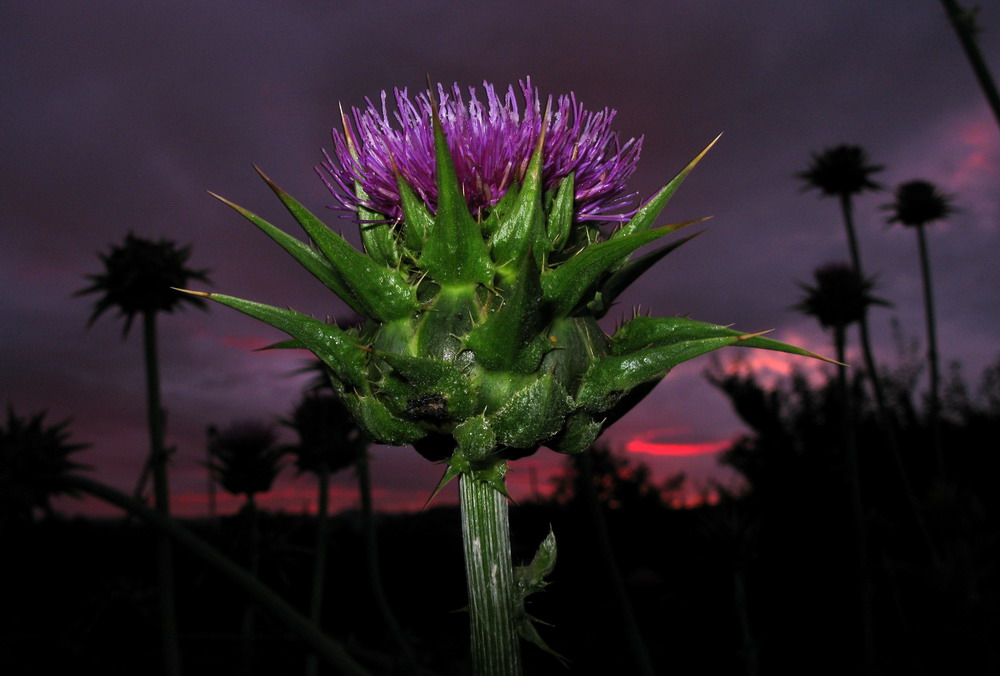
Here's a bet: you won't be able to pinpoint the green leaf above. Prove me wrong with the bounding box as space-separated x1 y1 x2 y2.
545 411 604 454
254 167 417 322
373 350 477 421
254 338 305 351
490 374 574 448
395 169 434 252
610 316 835 362
344 392 426 446
516 528 557 598
546 174 575 253
489 127 547 266
454 415 497 463
413 284 479 363
578 320 834 413
208 192 360 312
611 134 720 240
419 96 493 286
514 529 565 667
590 231 703 318
337 104 402 267
425 451 471 506
191 291 368 388
516 615 566 666
481 182 520 237
541 224 679 317
358 210 401 269
465 253 545 371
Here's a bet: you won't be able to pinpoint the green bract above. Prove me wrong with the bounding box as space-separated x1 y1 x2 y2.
193 86 828 491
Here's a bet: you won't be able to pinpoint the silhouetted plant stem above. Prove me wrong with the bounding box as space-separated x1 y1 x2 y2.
915 223 945 473
732 569 758 676
579 451 656 676
835 326 876 675
357 451 419 670
839 195 866 277
838 196 890 421
304 466 330 676
838 197 937 564
241 494 260 676
459 472 521 676
143 310 182 676
61 474 373 676
940 0 1000 131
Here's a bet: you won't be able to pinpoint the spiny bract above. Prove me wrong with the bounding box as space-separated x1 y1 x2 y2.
194 80 826 489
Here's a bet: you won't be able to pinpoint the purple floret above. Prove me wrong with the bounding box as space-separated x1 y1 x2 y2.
320 79 642 223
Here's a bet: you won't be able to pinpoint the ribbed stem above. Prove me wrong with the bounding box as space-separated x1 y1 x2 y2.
459 473 522 676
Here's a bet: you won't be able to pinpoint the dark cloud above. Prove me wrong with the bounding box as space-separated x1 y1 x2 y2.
3 0 998 514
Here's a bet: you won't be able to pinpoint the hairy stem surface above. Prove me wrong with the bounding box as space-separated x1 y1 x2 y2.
460 472 522 676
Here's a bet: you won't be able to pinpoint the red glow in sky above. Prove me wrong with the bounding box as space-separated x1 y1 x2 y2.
625 428 732 457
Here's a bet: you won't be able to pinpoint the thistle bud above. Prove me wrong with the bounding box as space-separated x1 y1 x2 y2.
194 80 827 484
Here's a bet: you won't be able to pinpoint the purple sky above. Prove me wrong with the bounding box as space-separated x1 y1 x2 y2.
3 1 998 517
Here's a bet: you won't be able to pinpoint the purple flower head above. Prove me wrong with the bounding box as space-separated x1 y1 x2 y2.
320 79 643 223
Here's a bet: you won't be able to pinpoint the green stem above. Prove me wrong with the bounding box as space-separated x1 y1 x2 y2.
459 471 522 676
143 310 181 676
62 474 373 676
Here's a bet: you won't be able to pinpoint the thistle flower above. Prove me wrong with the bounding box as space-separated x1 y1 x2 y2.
322 79 641 224
190 80 832 672
192 80 826 490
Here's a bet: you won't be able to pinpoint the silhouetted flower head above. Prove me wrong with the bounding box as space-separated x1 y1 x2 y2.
0 407 89 523
208 420 283 497
78 232 211 336
321 79 642 222
884 179 955 227
798 144 883 198
794 262 889 330
283 391 367 476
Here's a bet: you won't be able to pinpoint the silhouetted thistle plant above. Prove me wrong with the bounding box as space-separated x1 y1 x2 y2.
794 263 889 365
209 419 284 676
885 179 957 472
0 407 89 526
794 262 889 666
798 146 890 415
186 80 828 674
283 388 416 673
79 232 210 676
